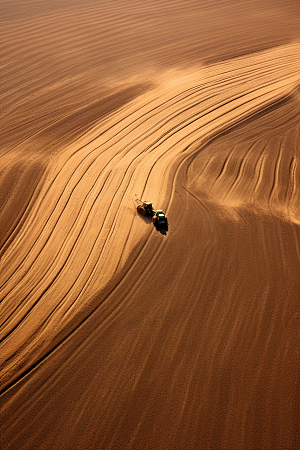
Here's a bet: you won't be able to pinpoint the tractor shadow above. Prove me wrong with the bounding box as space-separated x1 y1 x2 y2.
153 222 168 236
137 214 168 235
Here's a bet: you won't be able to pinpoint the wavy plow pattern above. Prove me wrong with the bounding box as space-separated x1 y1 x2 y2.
192 108 300 220
1 43 299 393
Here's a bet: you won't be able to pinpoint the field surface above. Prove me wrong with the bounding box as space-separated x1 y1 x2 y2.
1 1 300 449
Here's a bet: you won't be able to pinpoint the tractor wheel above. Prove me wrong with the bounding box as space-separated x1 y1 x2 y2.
137 205 146 216
152 216 158 226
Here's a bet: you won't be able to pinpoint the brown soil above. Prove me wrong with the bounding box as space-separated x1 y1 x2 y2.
1 1 300 449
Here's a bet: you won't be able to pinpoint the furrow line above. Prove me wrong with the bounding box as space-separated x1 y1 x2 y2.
268 139 283 210
224 142 257 200
250 144 268 205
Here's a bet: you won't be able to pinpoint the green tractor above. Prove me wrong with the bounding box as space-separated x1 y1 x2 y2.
152 209 168 228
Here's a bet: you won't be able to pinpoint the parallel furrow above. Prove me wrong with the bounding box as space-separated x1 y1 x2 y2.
1 43 299 391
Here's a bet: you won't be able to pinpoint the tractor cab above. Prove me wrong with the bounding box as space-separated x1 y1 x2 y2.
155 210 166 224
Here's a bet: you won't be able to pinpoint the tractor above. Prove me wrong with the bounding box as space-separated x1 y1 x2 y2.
152 209 168 228
136 199 168 229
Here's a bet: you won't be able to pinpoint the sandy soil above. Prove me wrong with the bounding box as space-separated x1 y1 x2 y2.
1 1 300 449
